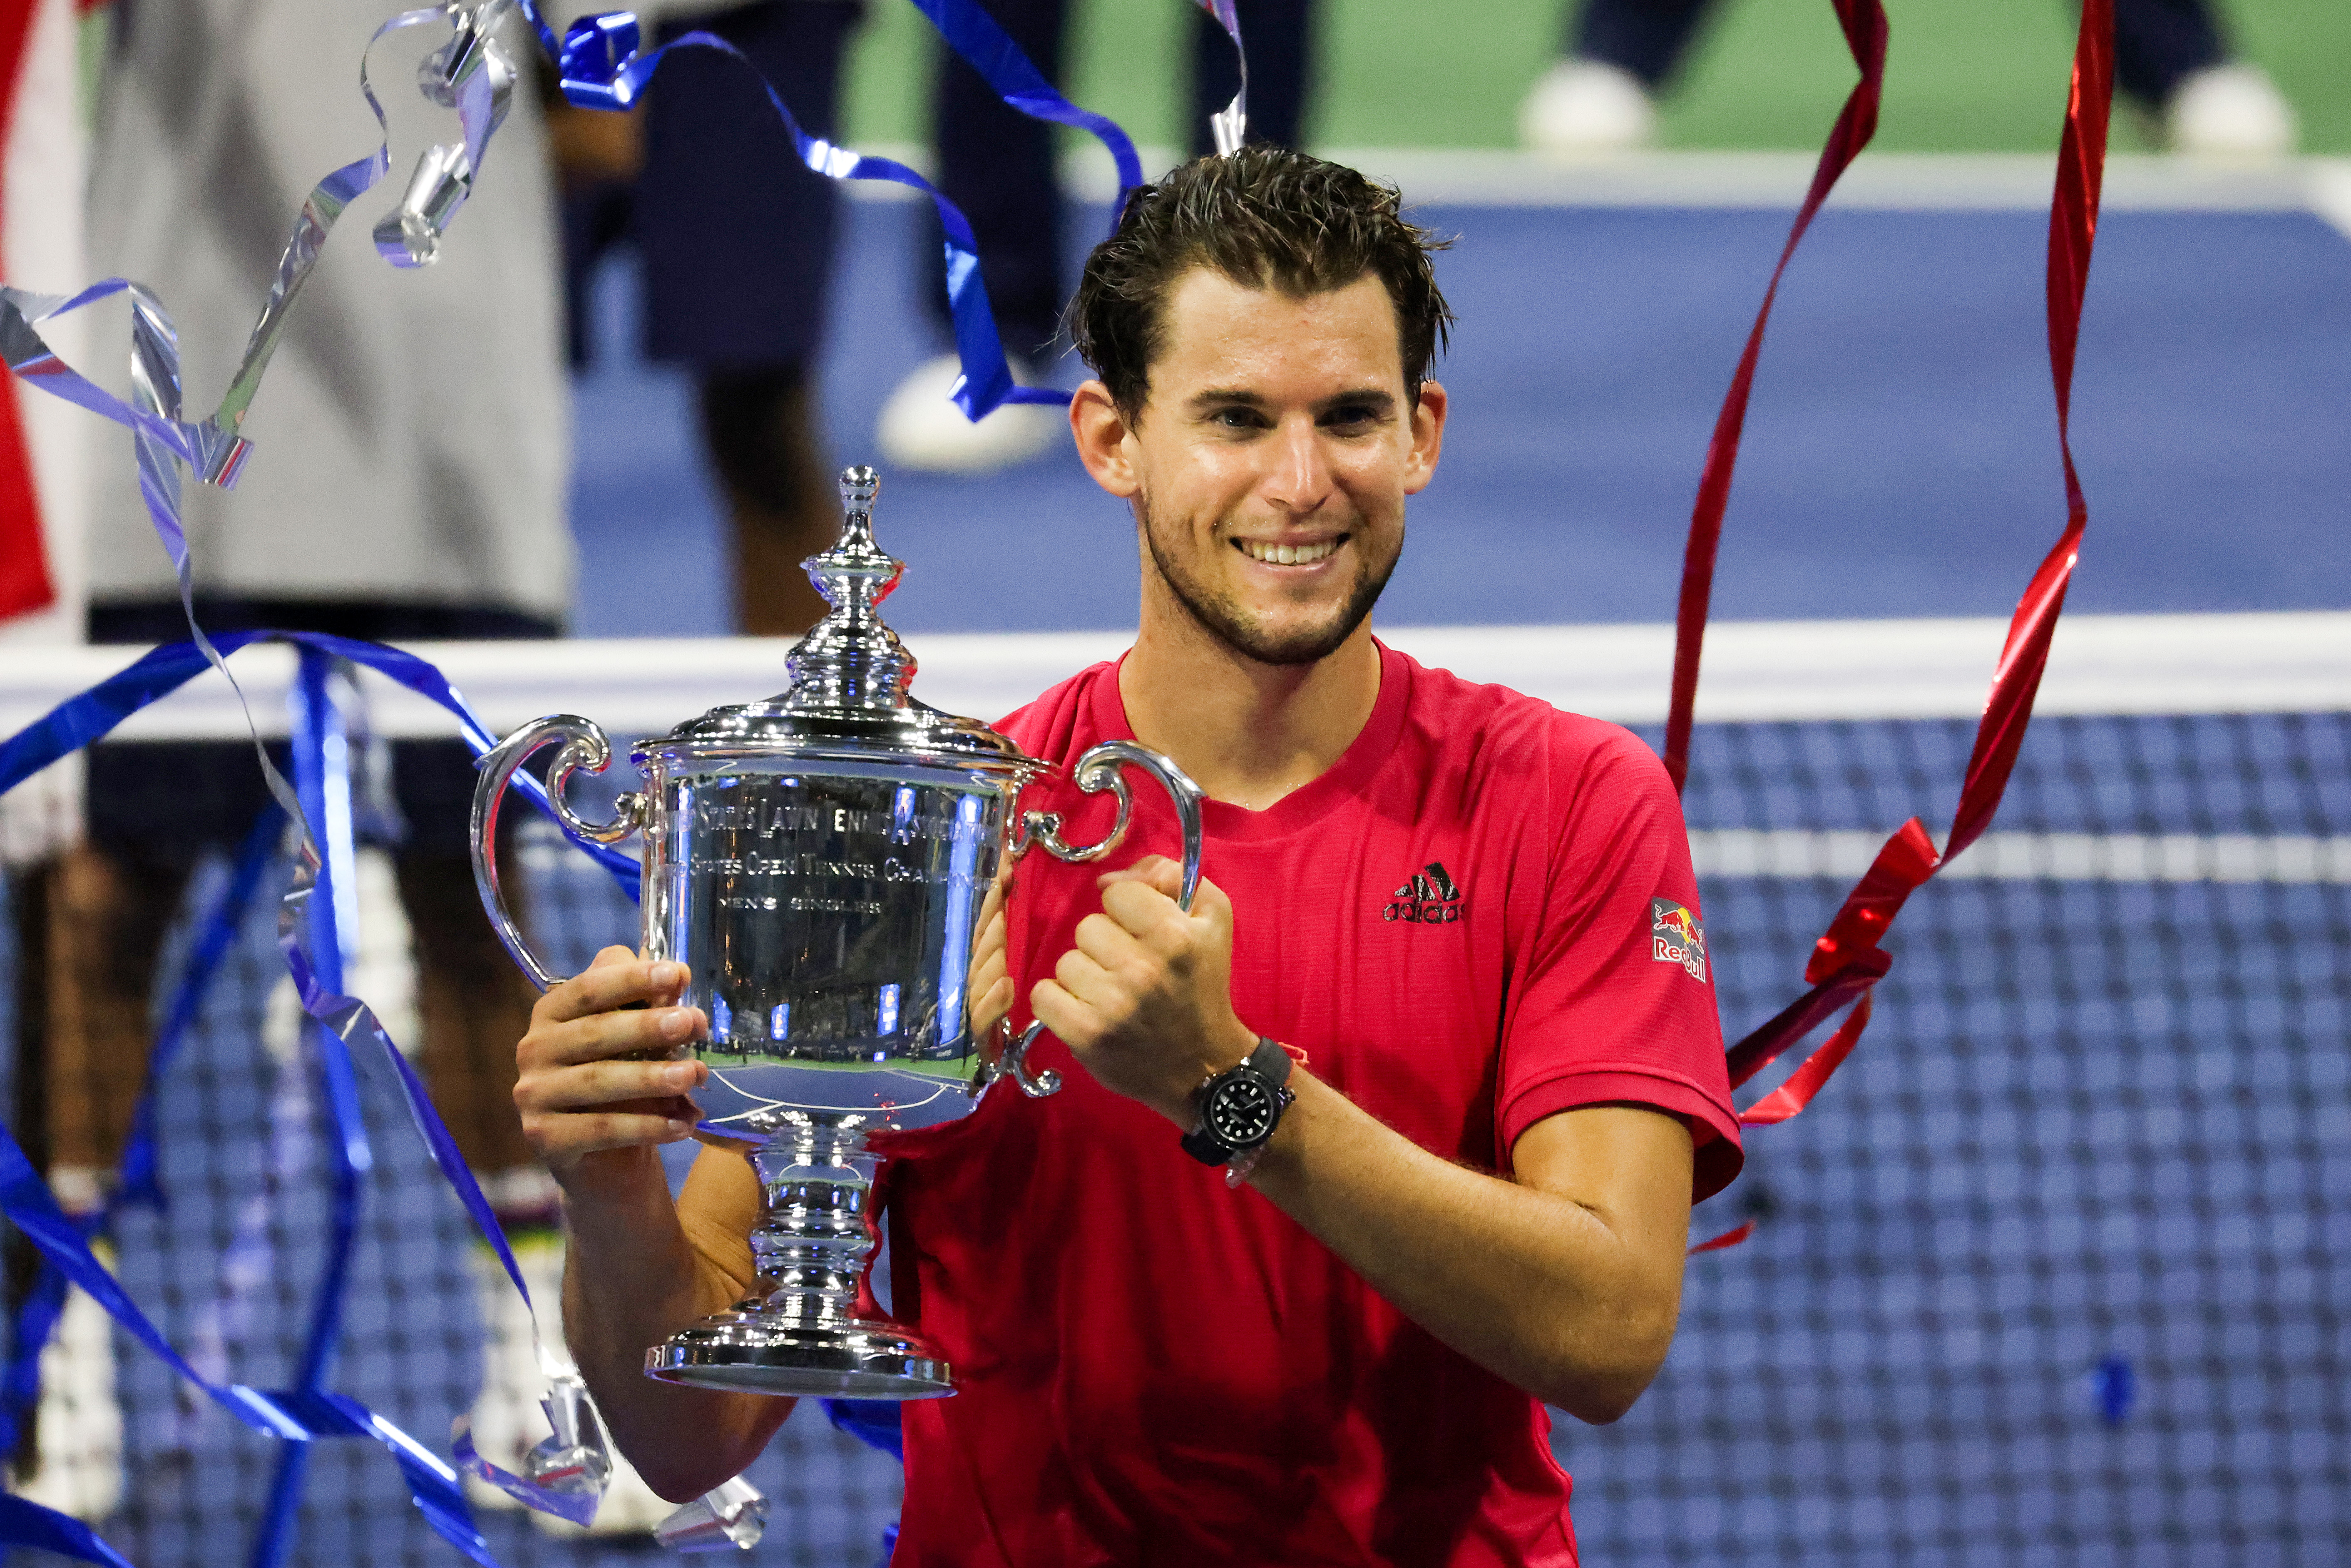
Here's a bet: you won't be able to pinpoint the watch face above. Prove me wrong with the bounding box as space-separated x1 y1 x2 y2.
1206 1075 1278 1148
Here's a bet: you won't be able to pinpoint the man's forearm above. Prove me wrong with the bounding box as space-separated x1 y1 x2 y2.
1242 1071 1689 1423
559 1152 790 1500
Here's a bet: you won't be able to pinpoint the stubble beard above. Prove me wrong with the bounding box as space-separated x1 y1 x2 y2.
1138 495 1400 668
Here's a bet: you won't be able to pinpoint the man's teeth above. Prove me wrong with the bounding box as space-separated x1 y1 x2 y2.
1239 539 1338 565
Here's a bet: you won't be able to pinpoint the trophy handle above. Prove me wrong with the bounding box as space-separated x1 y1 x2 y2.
1002 739 1208 1098
471 713 645 992
999 1020 1060 1099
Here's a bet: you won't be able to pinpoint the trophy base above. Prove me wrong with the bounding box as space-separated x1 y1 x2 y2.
644 1310 954 1399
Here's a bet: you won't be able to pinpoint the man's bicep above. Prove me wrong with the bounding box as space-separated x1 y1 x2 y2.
676 1140 763 1298
1511 1103 1695 1275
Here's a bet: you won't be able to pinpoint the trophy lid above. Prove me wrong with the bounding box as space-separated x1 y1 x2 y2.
638 467 1033 771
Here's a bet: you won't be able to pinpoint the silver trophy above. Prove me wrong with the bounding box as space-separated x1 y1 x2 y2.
469 466 1203 1399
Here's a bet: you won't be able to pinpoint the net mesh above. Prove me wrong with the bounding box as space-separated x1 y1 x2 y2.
2 698 2345 1565
1574 711 2351 1566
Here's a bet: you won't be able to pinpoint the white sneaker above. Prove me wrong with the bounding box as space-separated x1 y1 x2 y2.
1518 59 1656 155
12 1271 123 1521
463 1234 677 1536
2166 63 2297 159
875 353 1064 475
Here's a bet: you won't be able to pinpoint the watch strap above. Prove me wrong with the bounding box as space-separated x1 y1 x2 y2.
1244 1035 1293 1088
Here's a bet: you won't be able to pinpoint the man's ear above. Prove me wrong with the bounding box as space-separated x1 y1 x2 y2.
1402 380 1448 497
1071 380 1142 499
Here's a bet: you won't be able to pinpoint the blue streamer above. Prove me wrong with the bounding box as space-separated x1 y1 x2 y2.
0 1126 498 1565
0 632 642 1554
119 803 289 1211
0 1493 137 1568
822 1397 904 1461
250 649 371 1568
537 0 1141 420
0 807 279 1537
895 0 1145 212
0 634 636 894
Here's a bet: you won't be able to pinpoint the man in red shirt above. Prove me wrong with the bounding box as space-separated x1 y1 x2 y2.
519 146 1741 1564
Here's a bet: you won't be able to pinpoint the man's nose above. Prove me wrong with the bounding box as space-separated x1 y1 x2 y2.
1262 417 1335 515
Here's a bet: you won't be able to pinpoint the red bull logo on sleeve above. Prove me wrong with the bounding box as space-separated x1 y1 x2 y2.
1651 898 1707 983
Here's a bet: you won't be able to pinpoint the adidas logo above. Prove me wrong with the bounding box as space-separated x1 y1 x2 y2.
1383 861 1464 925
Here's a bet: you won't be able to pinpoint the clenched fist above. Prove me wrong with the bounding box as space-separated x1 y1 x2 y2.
1030 855 1258 1124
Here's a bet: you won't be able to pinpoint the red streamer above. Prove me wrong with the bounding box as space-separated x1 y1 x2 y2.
1688 1220 1755 1256
1738 993 1871 1126
1675 0 2117 1134
1661 0 1887 796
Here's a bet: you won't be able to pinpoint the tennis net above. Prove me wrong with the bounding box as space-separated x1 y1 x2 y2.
1 609 2344 1566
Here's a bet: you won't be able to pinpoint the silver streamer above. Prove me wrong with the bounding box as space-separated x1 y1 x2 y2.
0 2 529 487
0 0 631 1533
1198 0 1249 154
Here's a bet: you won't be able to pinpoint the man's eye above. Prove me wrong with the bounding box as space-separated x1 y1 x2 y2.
1324 406 1379 429
1211 408 1265 430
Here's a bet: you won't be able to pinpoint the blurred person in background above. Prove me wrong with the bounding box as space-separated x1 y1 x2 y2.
49 0 669 1536
877 0 1320 474
1520 0 2297 159
551 0 864 637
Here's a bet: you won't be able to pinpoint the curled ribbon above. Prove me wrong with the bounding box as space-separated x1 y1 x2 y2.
0 633 888 1553
5 0 1146 480
0 807 281 1536
375 0 521 267
0 1123 497 1563
537 0 1143 419
0 634 651 1561
1674 0 2117 1250
0 5 484 492
0 0 1187 1532
1663 0 1888 797
0 0 1143 1546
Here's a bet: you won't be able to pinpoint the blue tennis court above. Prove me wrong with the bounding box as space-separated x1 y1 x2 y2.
568 182 2351 637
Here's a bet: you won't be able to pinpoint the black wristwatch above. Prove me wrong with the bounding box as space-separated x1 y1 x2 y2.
1180 1038 1295 1182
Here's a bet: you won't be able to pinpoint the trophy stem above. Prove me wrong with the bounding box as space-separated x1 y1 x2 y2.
643 1111 952 1399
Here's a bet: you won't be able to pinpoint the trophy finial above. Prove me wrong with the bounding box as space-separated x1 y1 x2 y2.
779 463 915 712
840 465 880 511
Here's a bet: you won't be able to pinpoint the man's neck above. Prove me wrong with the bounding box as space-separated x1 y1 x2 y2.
1118 612 1383 813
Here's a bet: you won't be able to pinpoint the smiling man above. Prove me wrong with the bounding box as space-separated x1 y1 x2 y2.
523 148 1741 1565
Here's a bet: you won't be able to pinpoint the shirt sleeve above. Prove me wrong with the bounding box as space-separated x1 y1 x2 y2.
1495 722 1743 1203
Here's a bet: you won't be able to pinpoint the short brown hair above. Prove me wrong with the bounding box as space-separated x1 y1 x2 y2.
1069 147 1454 421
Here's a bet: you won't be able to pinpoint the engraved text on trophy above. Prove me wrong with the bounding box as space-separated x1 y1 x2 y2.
665 771 1002 1066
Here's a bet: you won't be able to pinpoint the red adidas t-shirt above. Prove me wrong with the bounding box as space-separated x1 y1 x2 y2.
875 642 1740 1567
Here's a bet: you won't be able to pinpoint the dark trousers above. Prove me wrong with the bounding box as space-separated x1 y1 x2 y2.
923 0 1320 360
1572 0 2225 107
558 0 863 633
